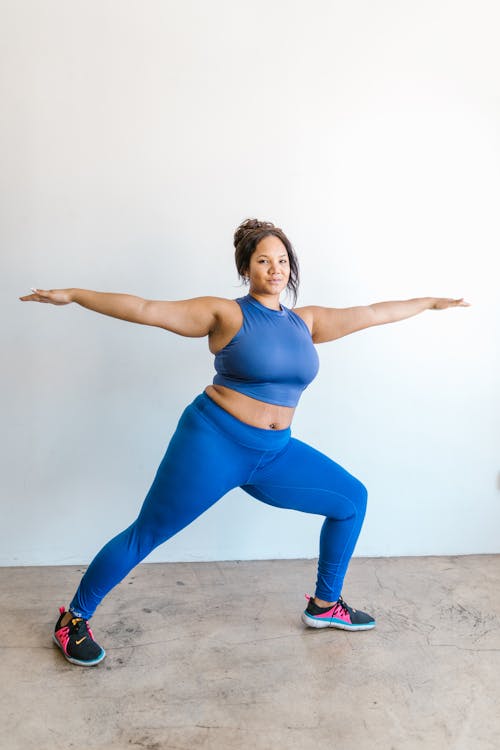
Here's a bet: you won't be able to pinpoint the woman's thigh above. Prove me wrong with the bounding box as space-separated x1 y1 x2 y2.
242 437 367 520
136 403 251 537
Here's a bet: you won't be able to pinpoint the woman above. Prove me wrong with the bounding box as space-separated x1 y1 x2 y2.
20 218 469 667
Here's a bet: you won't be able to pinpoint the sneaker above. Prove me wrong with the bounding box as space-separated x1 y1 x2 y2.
301 594 376 631
53 607 106 666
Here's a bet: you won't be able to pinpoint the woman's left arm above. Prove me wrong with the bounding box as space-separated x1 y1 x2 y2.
297 297 470 344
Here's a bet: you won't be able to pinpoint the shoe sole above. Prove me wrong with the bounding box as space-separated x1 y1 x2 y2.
301 612 376 631
52 634 106 666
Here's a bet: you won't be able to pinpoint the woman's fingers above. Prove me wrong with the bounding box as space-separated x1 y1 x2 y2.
19 288 72 305
19 289 45 301
432 297 471 310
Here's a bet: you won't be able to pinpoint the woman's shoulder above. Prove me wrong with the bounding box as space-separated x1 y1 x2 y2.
190 295 241 310
290 305 315 334
206 295 244 324
174 296 242 329
207 295 242 308
207 296 244 352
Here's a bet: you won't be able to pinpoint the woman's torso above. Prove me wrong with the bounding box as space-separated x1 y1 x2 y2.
203 296 316 430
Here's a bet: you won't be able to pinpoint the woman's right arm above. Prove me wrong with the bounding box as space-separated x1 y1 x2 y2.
19 288 227 338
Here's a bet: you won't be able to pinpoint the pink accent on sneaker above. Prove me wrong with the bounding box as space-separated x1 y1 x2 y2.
55 625 71 653
319 603 351 623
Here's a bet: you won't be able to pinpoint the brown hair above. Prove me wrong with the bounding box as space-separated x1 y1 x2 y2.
233 218 300 306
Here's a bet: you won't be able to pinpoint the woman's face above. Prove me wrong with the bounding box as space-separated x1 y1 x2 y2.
246 235 290 297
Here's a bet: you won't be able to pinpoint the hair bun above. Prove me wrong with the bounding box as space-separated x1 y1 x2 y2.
233 218 276 248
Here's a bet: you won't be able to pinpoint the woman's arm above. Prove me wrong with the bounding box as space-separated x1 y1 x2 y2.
19 287 228 338
297 297 470 344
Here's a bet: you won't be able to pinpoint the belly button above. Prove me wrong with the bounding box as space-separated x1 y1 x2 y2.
269 422 277 430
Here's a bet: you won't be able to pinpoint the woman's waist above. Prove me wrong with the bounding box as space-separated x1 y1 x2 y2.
204 384 295 430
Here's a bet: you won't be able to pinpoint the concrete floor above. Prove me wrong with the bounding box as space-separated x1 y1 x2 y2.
1 555 500 750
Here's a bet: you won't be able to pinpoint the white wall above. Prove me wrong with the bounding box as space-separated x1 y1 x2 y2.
2 0 499 566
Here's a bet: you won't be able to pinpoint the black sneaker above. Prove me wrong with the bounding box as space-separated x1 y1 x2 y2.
301 593 376 631
53 607 106 666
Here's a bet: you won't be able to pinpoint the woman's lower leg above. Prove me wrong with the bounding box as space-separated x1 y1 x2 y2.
69 522 156 619
314 484 368 602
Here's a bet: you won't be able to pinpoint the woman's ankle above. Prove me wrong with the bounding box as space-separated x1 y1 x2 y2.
314 597 337 607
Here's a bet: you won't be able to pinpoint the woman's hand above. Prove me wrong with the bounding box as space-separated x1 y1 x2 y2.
430 297 471 310
19 288 74 305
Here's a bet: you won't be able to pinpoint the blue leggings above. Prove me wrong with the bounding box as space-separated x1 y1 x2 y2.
70 393 368 620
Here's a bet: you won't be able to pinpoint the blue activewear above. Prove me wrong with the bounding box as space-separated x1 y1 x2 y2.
68 295 368 621
213 294 319 407
70 393 367 620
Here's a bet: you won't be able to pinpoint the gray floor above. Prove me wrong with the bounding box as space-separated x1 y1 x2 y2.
1 555 500 750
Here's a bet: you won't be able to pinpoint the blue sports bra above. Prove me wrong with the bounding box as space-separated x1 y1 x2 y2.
213 294 319 407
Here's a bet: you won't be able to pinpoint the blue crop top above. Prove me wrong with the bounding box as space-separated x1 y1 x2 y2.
213 294 319 407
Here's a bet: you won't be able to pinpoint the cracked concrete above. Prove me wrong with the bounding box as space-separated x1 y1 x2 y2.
1 555 499 750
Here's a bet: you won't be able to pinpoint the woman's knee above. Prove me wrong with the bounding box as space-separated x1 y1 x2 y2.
337 478 367 521
353 478 368 515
